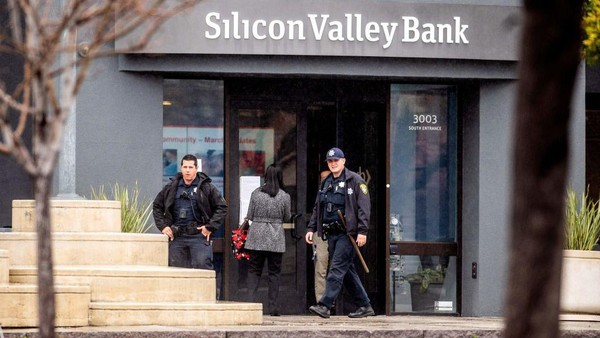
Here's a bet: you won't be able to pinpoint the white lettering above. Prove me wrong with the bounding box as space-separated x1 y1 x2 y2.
232 12 241 39
253 20 267 40
454 17 469 43
402 16 419 42
269 20 285 40
355 14 364 41
308 14 328 40
205 12 469 49
364 22 379 41
345 14 355 42
422 23 436 43
242 19 250 39
287 20 306 40
328 20 344 41
205 12 220 39
381 22 397 49
438 23 452 43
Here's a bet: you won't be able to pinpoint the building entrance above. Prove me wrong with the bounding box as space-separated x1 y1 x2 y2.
226 79 387 315
163 78 459 315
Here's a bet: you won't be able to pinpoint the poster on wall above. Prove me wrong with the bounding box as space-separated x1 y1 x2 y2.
239 127 274 176
239 176 261 224
162 126 274 194
162 126 224 190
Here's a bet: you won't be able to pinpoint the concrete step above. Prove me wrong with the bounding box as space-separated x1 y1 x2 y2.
89 301 263 326
0 249 8 284
10 265 216 303
12 199 121 233
0 232 167 266
0 283 90 327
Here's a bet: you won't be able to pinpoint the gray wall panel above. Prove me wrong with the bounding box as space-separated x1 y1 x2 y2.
477 81 514 316
460 82 480 316
119 54 518 80
76 54 163 221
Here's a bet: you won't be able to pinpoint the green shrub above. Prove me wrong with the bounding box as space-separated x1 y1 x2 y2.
584 0 600 65
565 187 600 250
406 264 445 294
90 182 154 233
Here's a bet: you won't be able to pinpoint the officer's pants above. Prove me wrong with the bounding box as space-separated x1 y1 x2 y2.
168 234 213 270
318 232 370 309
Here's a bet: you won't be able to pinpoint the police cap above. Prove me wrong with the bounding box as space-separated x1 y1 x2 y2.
325 147 345 161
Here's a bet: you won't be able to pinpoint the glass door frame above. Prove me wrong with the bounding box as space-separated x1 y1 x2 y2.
223 85 308 313
384 84 461 316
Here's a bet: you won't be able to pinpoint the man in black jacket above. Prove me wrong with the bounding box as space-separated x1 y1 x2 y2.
153 154 227 269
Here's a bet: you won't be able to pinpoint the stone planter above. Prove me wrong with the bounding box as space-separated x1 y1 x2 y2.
560 250 600 315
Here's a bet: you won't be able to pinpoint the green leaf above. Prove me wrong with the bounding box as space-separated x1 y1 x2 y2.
89 181 154 233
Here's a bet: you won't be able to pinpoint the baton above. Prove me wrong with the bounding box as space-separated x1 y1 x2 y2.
337 210 370 273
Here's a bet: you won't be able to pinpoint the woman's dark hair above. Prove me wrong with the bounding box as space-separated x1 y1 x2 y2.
261 165 285 197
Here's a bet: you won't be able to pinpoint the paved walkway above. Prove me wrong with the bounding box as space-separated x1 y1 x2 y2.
2 315 600 337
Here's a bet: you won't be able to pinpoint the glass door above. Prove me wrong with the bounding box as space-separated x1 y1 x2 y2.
387 84 458 314
228 95 306 314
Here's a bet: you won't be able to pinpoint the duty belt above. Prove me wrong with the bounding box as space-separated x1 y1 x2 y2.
322 221 345 240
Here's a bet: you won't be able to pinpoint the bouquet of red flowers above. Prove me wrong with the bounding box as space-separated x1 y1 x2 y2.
231 218 250 260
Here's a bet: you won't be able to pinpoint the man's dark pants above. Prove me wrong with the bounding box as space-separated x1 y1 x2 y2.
168 234 213 269
318 232 370 309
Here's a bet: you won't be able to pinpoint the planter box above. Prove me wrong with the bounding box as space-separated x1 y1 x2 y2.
561 250 600 315
410 282 443 312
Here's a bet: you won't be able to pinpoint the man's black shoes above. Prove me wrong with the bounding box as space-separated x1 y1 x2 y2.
309 304 330 318
348 305 375 318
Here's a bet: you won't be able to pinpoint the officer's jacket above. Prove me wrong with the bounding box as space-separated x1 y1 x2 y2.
152 172 227 232
308 167 371 237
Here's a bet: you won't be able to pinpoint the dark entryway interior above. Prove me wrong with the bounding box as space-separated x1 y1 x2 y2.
304 81 387 315
227 78 387 314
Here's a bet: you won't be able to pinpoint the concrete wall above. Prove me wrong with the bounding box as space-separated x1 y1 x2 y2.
462 81 515 316
74 52 164 227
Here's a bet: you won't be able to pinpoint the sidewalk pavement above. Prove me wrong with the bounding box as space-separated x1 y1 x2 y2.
2 315 600 338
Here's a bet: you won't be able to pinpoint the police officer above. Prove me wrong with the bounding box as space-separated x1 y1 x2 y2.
153 154 227 269
305 147 374 319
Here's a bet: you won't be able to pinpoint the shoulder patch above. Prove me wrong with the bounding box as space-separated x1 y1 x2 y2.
359 183 369 195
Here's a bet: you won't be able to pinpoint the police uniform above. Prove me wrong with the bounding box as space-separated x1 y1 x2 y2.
153 172 228 270
307 148 374 318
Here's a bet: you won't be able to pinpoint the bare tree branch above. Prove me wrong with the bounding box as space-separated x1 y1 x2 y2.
0 1 200 336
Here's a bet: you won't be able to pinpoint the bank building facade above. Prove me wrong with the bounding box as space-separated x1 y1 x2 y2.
0 0 587 320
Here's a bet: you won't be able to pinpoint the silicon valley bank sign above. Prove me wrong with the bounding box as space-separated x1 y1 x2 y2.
118 0 522 61
205 13 469 49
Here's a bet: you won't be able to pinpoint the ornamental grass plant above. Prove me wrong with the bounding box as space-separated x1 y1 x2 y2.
90 182 154 233
565 187 600 251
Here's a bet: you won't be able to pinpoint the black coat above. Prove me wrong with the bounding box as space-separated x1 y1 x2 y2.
308 167 371 237
152 172 227 232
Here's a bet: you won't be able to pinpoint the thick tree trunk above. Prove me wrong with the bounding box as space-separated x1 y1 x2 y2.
505 1 583 338
34 174 55 338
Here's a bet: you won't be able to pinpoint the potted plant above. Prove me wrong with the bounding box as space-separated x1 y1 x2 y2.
406 264 445 311
561 187 600 316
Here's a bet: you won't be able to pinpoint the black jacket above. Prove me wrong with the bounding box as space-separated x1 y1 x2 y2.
152 172 227 232
308 167 371 237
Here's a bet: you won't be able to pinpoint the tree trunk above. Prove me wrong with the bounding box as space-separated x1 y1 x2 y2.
34 174 55 338
505 1 583 338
